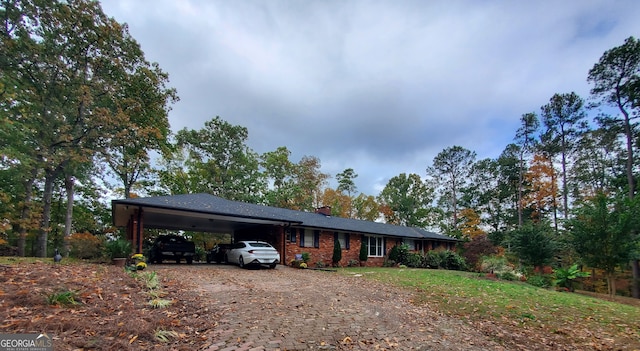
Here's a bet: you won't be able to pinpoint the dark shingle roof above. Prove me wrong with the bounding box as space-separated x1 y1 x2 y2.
112 193 457 242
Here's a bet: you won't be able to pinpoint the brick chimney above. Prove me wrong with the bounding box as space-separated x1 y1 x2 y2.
315 206 331 216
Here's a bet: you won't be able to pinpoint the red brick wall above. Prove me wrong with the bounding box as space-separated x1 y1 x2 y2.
234 224 456 267
285 229 362 267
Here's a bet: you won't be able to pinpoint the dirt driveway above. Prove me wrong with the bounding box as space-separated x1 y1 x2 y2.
153 264 505 351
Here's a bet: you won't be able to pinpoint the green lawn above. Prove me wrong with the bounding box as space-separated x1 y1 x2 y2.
339 267 639 339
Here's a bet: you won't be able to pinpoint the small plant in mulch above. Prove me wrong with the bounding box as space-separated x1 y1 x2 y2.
46 290 80 306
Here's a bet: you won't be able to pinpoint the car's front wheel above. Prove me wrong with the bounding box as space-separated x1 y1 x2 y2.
238 256 244 268
269 263 276 269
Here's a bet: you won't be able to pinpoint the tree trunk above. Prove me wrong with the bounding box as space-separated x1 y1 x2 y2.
17 168 38 256
36 170 57 257
518 153 524 227
632 260 640 299
63 175 74 257
607 272 616 297
621 109 639 299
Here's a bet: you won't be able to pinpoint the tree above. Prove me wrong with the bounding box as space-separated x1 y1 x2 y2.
570 126 624 202
522 153 559 225
377 173 434 228
459 208 485 239
292 156 329 211
514 113 540 226
261 146 298 208
336 168 358 217
588 36 640 200
1 0 160 256
352 193 380 221
320 188 350 217
570 193 638 296
99 62 177 199
588 36 640 298
540 92 588 220
509 221 557 268
175 117 265 203
426 146 476 233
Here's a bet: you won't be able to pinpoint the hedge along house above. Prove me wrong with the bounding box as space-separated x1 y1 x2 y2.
111 193 458 267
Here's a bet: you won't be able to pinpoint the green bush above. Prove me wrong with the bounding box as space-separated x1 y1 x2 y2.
422 250 466 270
301 252 310 263
194 246 206 262
480 255 510 273
332 239 342 266
104 238 132 259
359 239 368 262
424 250 443 269
527 274 553 288
388 244 410 265
440 250 467 271
405 252 423 268
496 271 518 281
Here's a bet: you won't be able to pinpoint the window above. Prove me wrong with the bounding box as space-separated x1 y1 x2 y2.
334 232 350 250
288 228 296 243
300 229 319 248
367 236 384 257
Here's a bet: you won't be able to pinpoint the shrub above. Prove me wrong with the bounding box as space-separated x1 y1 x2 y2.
194 246 206 262
440 250 467 271
479 255 510 273
69 232 103 259
405 252 423 268
423 249 466 270
359 239 368 262
332 239 342 266
388 244 409 265
554 264 590 292
462 235 498 271
104 238 132 259
496 271 518 281
424 250 443 269
347 259 360 267
527 274 553 288
301 252 310 263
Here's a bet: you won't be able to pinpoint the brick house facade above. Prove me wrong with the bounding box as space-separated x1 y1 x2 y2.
113 194 458 265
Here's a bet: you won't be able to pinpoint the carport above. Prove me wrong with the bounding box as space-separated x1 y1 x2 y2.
111 193 302 257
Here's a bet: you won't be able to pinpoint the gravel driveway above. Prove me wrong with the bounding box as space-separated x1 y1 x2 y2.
153 264 505 351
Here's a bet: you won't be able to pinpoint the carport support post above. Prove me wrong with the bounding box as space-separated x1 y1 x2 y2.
135 208 144 254
127 209 144 255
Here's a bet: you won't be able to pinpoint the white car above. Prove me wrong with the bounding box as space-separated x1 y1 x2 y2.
225 241 280 269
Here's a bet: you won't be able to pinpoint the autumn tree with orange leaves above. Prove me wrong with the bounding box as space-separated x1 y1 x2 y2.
522 153 559 227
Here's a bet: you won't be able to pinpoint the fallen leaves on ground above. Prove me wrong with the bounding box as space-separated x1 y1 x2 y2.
0 261 219 350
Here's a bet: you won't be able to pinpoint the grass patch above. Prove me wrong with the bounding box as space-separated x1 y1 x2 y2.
340 267 640 334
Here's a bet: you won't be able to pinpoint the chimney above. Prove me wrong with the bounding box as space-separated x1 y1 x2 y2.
315 206 331 216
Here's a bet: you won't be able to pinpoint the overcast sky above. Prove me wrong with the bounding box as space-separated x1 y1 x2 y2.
100 0 639 196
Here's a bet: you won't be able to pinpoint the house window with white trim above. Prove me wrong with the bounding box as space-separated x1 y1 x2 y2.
367 236 384 257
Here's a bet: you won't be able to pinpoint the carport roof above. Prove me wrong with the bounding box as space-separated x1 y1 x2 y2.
112 193 456 242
